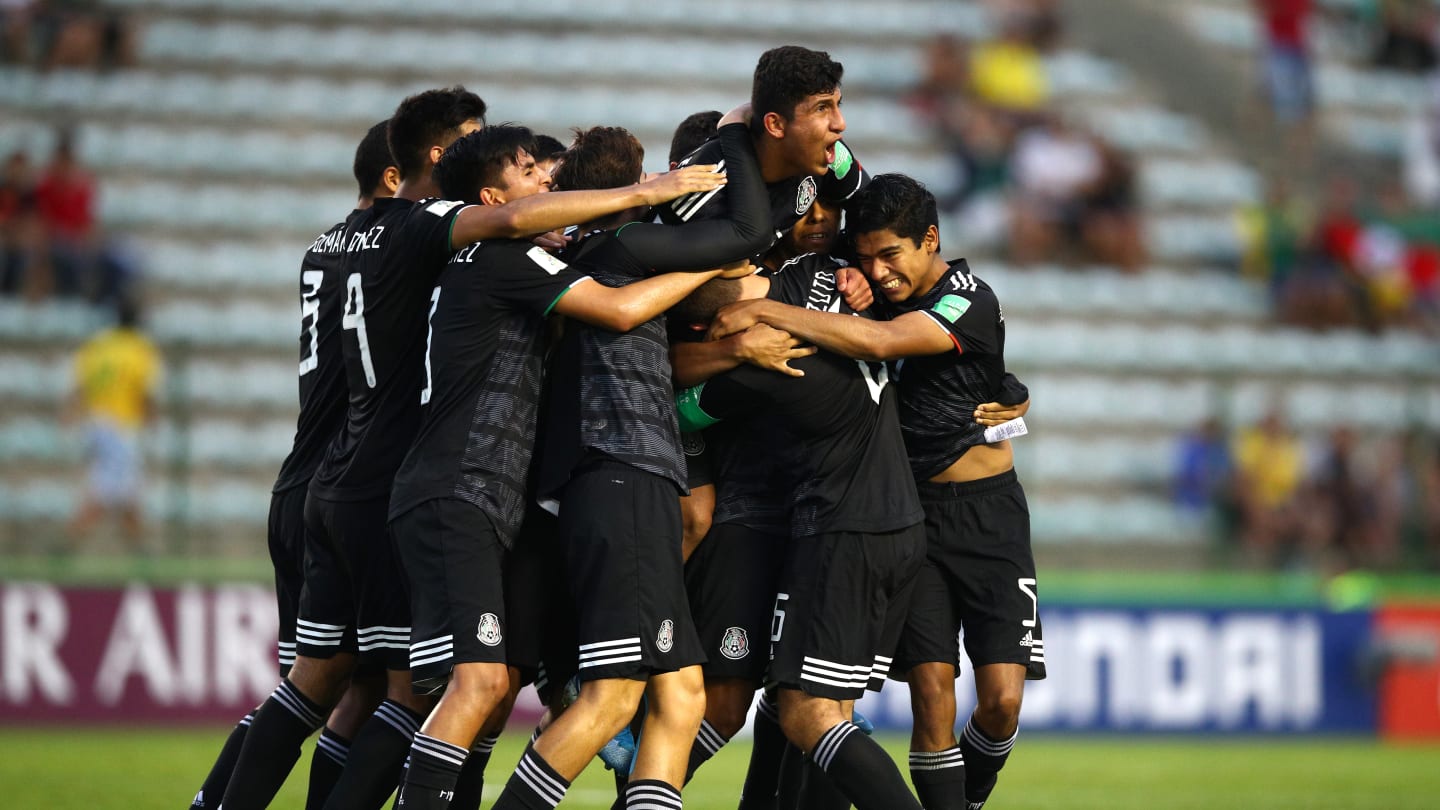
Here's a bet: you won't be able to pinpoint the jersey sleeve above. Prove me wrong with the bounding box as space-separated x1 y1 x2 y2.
675 371 767 432
920 288 1001 356
489 243 594 316
413 199 475 269
616 122 773 271
818 140 867 202
657 139 726 225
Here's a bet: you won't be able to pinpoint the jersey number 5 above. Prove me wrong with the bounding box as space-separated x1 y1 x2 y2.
298 270 322 377
342 273 377 388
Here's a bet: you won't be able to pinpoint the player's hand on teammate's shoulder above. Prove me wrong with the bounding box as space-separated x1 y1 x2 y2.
531 230 570 251
639 164 727 205
719 102 754 128
737 323 816 378
706 297 773 341
836 266 874 312
717 260 760 279
973 397 1030 426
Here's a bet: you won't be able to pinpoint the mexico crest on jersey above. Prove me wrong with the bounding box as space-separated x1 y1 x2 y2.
795 176 818 216
657 619 675 653
682 431 706 456
477 613 503 647
720 626 750 660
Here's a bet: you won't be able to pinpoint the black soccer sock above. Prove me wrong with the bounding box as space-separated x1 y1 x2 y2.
305 727 351 810
393 733 468 810
810 721 922 810
320 699 425 810
684 718 730 784
625 779 682 810
220 681 327 810
491 744 571 810
738 694 785 810
958 714 1017 809
796 759 850 810
190 709 255 809
448 734 499 810
909 746 967 810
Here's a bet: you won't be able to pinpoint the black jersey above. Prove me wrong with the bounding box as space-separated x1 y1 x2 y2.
679 346 922 538
389 239 591 544
873 259 1010 480
706 251 850 534
660 137 866 246
273 212 359 493
309 196 472 501
535 121 772 503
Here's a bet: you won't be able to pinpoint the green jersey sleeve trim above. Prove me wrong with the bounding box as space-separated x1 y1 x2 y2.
675 384 720 432
543 276 593 317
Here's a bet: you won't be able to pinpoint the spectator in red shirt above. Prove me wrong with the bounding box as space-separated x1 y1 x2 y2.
33 130 97 296
1255 0 1317 165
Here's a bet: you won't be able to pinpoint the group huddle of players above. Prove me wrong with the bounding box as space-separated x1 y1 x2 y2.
188 45 1045 810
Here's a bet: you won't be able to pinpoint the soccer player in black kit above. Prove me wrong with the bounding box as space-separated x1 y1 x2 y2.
672 276 928 810
489 112 771 810
709 174 1040 810
188 119 398 810
218 86 728 810
387 123 761 810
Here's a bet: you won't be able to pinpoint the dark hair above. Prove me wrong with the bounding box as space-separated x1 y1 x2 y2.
551 126 644 192
752 46 843 135
116 296 142 329
532 134 567 163
353 119 394 198
846 173 937 247
386 85 487 180
671 278 743 330
668 110 721 165
433 124 536 204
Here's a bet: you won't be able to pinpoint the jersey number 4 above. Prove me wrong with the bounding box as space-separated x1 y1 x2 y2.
856 360 890 404
342 273 377 388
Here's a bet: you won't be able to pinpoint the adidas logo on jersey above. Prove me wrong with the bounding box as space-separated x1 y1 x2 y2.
1019 631 1034 648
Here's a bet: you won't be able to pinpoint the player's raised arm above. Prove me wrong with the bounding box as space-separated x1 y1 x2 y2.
551 264 744 333
612 107 774 271
447 163 727 248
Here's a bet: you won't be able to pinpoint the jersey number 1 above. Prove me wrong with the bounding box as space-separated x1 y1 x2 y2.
420 286 440 404
342 273 377 388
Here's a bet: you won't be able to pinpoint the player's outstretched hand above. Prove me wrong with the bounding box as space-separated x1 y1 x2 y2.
717 260 759 279
974 397 1030 425
707 297 770 341
639 164 727 205
837 266 874 312
737 323 816 377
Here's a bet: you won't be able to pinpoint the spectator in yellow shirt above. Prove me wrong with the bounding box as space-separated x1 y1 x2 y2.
65 298 161 547
1232 407 1307 565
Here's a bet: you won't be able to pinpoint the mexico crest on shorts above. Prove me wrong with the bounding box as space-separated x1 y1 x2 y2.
720 626 750 660
682 431 706 457
657 619 675 653
477 613 503 647
795 176 818 215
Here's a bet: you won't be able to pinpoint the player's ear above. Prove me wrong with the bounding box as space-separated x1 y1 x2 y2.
428 143 445 167
381 166 401 195
479 186 505 206
922 225 940 254
761 111 787 140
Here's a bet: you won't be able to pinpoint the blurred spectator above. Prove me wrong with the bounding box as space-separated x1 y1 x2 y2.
64 297 162 550
969 11 1050 117
985 0 1064 52
1173 417 1236 540
0 149 39 295
33 129 96 297
1 0 36 64
1311 426 1383 568
1422 439 1440 568
1008 113 1102 264
1079 138 1146 272
1372 0 1437 72
1253 0 1317 165
1232 407 1308 565
1401 75 1440 209
34 0 135 71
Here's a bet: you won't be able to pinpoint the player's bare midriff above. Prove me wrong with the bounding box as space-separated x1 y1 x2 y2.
929 440 1013 484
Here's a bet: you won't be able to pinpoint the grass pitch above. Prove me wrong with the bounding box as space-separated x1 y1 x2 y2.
3 727 1438 809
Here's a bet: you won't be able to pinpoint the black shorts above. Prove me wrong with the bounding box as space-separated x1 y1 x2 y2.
685 522 787 682
390 499 508 695
682 431 713 489
769 524 925 700
267 485 308 677
893 470 1046 680
505 504 577 705
297 491 411 671
558 460 705 681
